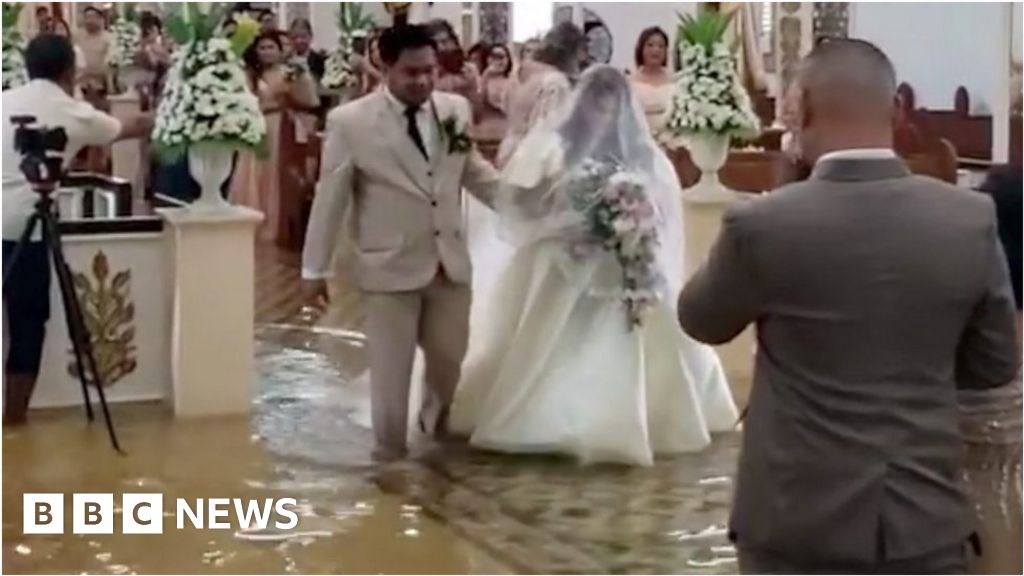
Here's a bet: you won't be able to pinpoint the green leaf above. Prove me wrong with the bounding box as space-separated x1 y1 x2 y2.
166 12 191 45
676 8 734 51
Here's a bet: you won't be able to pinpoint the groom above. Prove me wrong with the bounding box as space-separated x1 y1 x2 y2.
302 25 499 460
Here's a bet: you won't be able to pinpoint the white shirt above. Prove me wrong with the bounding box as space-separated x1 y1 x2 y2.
384 88 437 160
2 79 122 241
817 148 897 164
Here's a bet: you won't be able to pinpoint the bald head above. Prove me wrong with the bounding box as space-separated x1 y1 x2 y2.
793 39 899 162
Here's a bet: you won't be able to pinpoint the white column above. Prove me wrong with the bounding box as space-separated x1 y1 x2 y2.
160 207 263 417
683 196 756 406
991 2 1013 163
311 2 338 51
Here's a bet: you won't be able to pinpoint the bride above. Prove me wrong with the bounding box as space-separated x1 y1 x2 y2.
448 66 738 466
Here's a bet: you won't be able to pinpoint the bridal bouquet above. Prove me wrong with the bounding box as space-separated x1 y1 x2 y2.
2 3 26 90
568 159 664 330
321 3 375 91
152 7 265 162
662 10 759 147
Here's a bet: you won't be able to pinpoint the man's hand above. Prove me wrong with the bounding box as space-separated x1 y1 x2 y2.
116 112 154 141
303 279 330 310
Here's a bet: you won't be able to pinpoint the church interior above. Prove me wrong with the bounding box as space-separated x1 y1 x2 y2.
2 2 1022 574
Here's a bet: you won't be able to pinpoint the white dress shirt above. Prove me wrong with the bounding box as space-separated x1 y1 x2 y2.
2 79 122 241
817 148 897 164
384 88 437 161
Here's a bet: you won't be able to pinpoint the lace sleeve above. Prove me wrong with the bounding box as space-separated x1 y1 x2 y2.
526 75 571 131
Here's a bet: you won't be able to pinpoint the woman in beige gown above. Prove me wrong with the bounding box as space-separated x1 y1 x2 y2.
472 44 514 145
496 22 586 168
628 27 674 136
229 31 319 246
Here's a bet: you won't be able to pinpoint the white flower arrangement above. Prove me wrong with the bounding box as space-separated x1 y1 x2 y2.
107 19 142 70
2 3 26 91
321 3 375 91
322 48 357 90
153 8 266 162
662 11 760 148
567 159 664 330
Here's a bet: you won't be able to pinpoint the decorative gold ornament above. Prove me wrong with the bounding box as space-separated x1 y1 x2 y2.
384 3 412 16
68 251 137 387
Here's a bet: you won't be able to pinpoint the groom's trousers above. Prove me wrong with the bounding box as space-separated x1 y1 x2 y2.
363 271 471 452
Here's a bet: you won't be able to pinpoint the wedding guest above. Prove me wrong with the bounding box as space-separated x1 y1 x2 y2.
258 8 277 33
497 21 586 167
75 6 112 96
354 30 385 95
33 5 53 36
51 19 86 82
473 44 513 143
424 19 478 103
679 38 1020 574
467 41 490 75
289 18 326 81
518 38 539 64
230 31 319 247
135 14 171 102
629 27 673 134
959 165 1023 575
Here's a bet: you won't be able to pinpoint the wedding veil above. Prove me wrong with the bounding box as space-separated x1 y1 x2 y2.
495 65 687 304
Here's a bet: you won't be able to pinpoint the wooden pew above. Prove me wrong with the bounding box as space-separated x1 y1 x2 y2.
895 83 1022 164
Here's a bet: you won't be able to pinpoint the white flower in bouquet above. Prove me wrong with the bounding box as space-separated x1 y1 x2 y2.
152 8 266 163
662 10 760 148
567 161 665 329
107 19 141 70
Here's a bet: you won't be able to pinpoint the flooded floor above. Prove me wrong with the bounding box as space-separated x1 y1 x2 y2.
3 248 742 575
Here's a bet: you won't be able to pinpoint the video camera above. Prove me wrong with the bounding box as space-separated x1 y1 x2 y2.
11 115 68 188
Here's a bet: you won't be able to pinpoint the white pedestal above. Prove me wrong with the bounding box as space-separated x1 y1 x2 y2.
683 195 757 406
160 206 263 417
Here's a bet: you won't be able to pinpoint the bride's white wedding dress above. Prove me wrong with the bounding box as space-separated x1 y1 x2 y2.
448 68 738 466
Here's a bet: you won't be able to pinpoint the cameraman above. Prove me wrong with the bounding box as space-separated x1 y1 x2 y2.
1 35 152 425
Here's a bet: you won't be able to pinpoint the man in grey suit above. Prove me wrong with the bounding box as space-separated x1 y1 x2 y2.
678 39 1021 573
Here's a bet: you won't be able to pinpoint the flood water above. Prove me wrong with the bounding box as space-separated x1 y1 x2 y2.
3 324 743 575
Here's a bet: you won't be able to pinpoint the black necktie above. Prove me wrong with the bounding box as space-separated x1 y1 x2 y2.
404 105 429 161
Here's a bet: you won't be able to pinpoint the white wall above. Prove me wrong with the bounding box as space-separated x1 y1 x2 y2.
850 2 1006 114
578 2 697 71
1014 2 1022 65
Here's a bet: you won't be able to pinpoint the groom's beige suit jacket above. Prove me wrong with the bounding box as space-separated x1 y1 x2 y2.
302 89 498 290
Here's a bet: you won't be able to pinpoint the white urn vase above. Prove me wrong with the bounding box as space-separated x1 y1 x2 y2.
187 144 234 211
683 133 735 204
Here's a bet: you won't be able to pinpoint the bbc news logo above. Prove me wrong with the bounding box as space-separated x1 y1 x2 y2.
23 494 299 534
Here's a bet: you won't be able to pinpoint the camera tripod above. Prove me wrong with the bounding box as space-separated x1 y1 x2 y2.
3 182 122 453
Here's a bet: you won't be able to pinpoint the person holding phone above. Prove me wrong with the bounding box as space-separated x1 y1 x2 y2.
424 19 479 107
230 30 319 247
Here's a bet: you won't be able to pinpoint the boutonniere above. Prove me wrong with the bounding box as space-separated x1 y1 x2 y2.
440 116 472 154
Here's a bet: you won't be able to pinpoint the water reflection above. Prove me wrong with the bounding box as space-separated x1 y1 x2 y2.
5 324 740 574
